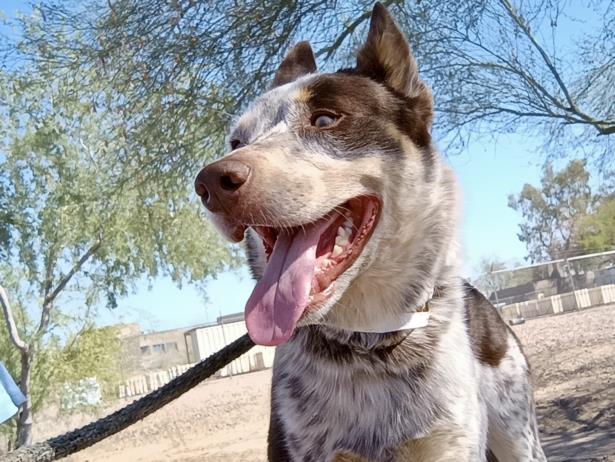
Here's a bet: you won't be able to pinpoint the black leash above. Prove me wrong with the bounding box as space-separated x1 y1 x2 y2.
5 334 255 462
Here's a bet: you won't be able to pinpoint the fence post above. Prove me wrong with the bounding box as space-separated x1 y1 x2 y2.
564 258 580 311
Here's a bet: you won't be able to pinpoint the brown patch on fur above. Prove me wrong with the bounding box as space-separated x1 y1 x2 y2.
305 75 388 117
333 441 501 461
395 88 433 149
357 3 419 96
294 86 313 103
486 448 500 462
463 282 509 367
273 41 317 87
352 3 433 147
302 74 432 151
393 429 471 461
332 452 371 462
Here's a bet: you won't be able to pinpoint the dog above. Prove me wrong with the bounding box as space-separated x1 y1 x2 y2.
195 3 547 461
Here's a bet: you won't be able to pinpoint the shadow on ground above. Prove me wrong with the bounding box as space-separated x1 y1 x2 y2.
538 384 615 461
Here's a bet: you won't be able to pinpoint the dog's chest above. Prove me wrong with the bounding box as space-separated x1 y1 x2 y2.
273 342 439 461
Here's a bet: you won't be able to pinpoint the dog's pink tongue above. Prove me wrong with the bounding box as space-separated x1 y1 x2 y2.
245 223 325 346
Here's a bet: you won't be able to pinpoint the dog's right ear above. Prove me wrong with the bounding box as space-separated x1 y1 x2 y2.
356 3 423 98
272 41 317 88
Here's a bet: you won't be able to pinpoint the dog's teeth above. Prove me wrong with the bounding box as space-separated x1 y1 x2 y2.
335 235 349 246
337 224 351 238
332 245 343 257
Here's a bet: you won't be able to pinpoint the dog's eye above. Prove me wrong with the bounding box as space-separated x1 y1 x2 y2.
229 139 242 150
311 113 339 129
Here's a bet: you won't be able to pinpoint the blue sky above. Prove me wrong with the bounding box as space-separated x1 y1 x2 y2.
0 1 590 332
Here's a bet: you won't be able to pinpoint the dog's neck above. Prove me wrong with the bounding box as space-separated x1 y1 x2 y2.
338 288 434 334
302 282 454 356
320 237 460 336
314 280 456 350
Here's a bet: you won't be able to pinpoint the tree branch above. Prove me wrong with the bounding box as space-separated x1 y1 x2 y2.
499 0 575 109
0 286 29 354
598 125 615 135
38 240 102 337
316 0 398 61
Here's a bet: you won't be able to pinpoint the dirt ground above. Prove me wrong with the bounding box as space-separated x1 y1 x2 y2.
31 305 615 461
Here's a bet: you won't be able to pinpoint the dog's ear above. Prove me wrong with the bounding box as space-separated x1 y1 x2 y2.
273 41 317 87
356 3 423 98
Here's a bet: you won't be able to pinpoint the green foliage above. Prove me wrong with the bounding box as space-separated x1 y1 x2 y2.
508 160 593 262
509 160 615 262
0 4 239 445
9 0 614 167
54 325 123 400
1 318 122 445
579 199 615 252
0 64 237 306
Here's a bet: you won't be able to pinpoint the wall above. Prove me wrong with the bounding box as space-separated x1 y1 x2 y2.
117 321 276 398
120 328 194 372
192 321 275 377
500 284 615 322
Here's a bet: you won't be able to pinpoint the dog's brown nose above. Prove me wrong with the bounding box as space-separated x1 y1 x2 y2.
195 160 252 213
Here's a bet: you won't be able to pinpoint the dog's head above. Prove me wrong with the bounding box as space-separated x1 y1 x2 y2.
195 3 459 346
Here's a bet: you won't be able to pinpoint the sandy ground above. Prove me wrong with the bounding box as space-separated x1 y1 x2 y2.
25 305 615 461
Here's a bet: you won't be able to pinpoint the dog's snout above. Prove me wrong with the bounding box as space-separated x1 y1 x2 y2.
195 160 252 212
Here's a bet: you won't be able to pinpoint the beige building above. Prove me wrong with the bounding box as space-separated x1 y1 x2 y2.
116 315 276 398
118 323 204 372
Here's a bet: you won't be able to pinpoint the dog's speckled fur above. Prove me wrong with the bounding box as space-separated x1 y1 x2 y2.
197 3 547 461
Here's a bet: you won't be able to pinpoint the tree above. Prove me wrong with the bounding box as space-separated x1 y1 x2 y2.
54 325 124 401
579 199 615 252
472 257 509 299
8 0 614 169
0 315 122 451
508 160 594 262
0 54 236 446
472 256 535 301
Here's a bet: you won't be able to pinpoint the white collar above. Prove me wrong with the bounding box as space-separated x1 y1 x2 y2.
355 309 431 334
353 287 435 334
322 289 435 334
361 287 435 334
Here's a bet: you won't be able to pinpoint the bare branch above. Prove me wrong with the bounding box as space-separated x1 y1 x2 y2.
0 285 29 353
499 0 575 109
38 240 102 336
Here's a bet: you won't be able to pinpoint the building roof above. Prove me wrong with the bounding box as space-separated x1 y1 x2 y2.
217 312 245 324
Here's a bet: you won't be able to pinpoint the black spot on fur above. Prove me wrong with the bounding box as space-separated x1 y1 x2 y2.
268 410 291 461
304 433 327 462
300 325 355 365
463 282 509 367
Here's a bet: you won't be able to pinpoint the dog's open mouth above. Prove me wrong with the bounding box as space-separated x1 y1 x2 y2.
245 196 380 346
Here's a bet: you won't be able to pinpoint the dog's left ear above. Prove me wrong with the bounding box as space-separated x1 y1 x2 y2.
273 41 317 87
356 3 424 98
